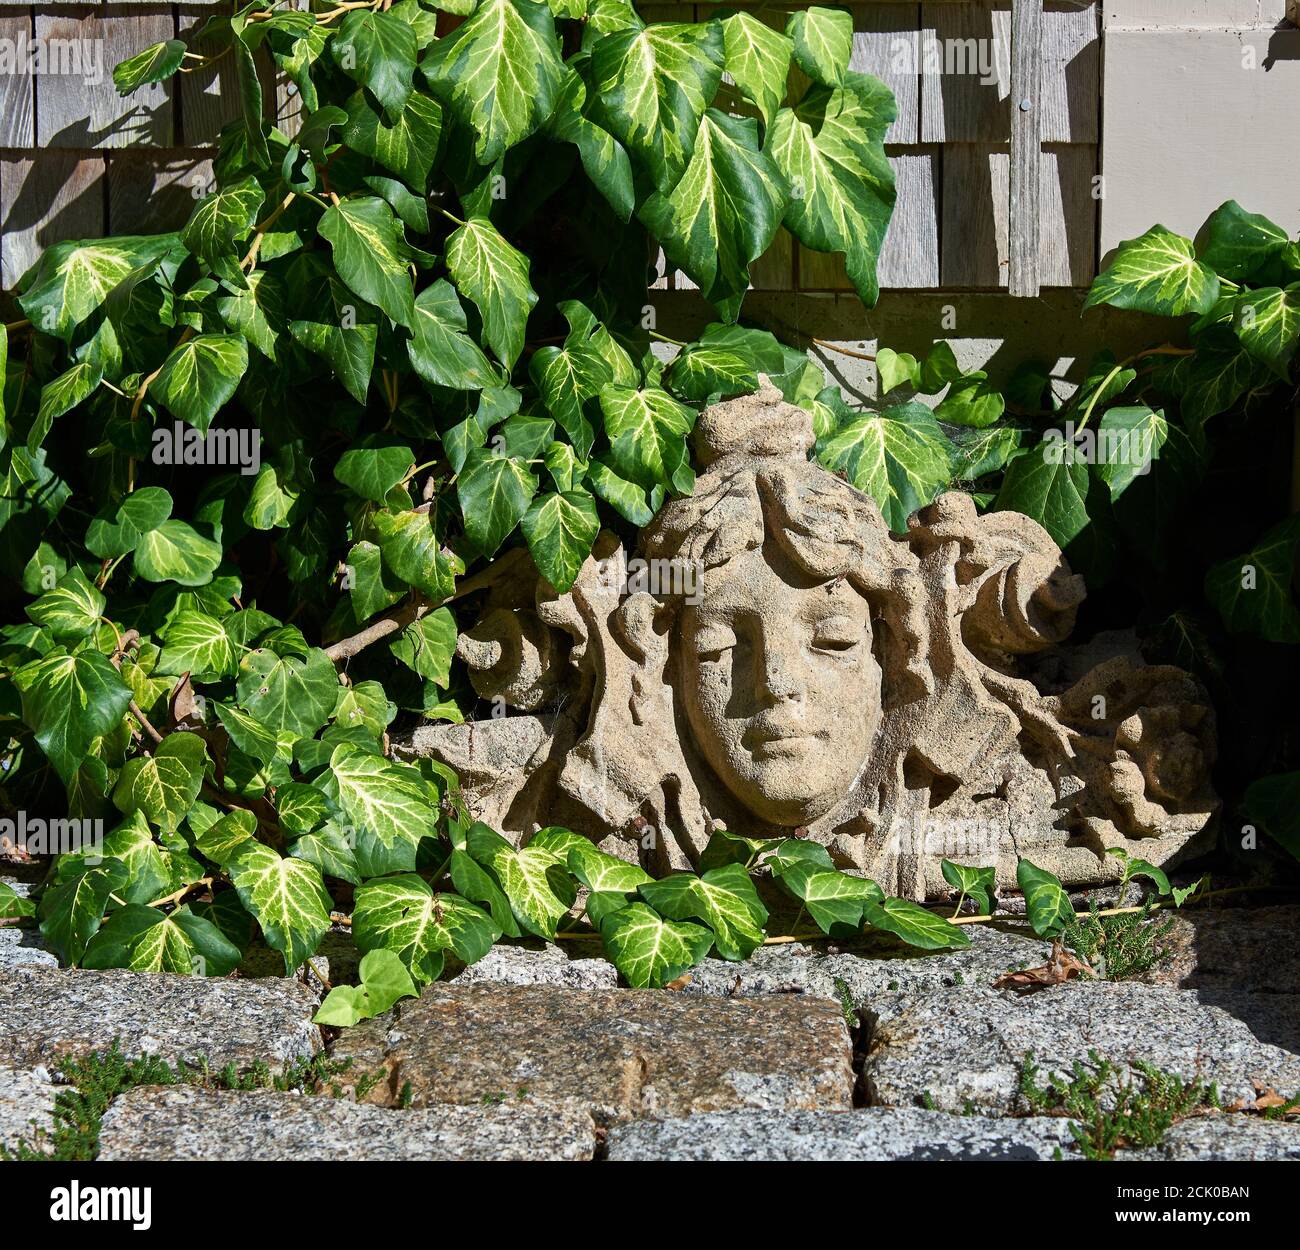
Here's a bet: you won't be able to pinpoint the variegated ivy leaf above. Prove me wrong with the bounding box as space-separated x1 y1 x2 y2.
180 177 266 279
768 74 895 308
1204 513 1300 644
319 196 417 328
216 270 284 362
332 680 395 738
111 731 208 833
720 11 792 126
334 436 415 504
24 567 104 641
133 520 222 587
640 109 787 323
785 6 852 87
1233 284 1300 379
0 881 35 920
598 384 696 494
445 217 537 370
290 822 362 886
326 743 440 865
17 235 179 340
940 860 995 916
236 647 340 739
98 810 171 903
421 0 565 165
408 279 500 391
776 860 881 935
639 863 768 961
1193 200 1291 284
544 67 635 221
590 20 724 193
585 458 654 525
330 8 417 118
157 609 238 681
457 449 538 556
466 822 575 939
663 342 758 402
84 904 241 976
566 842 653 895
1015 858 1073 939
152 333 248 434
13 650 133 784
599 901 713 987
370 508 460 601
992 443 1092 551
286 254 380 407
817 399 956 533
227 841 332 974
30 361 102 450
194 807 257 866
275 782 333 837
38 858 130 964
862 896 970 950
113 38 186 95
388 607 458 684
521 488 599 592
1084 225 1220 318
214 701 297 767
352 873 501 984
342 87 443 192
449 846 522 939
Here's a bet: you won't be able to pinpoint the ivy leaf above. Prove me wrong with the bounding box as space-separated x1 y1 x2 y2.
543 68 635 221
940 860 995 915
663 343 757 401
449 848 522 938
785 6 852 86
111 731 209 833
388 608 458 684
331 8 418 118
0 882 35 920
31 361 102 449
343 88 443 192
96 811 171 903
194 808 257 866
319 197 416 328
599 384 695 493
639 863 768 961
1179 329 1258 424
371 508 459 601
346 540 404 622
445 217 537 370
992 443 1092 549
1194 200 1291 283
227 841 332 974
521 489 599 592
113 38 186 94
457 449 538 556
38 859 130 964
566 842 653 895
291 823 361 886
1084 225 1220 317
408 280 500 391
1242 771 1300 863
85 487 173 559
1016 858 1073 939
862 896 971 950
1233 284 1300 379
421 0 565 164
776 862 881 935
641 109 787 322
599 901 713 987
591 19 724 193
14 650 133 783
1093 405 1167 501
466 823 574 939
133 520 222 587
334 436 415 503
286 256 380 406
769 76 896 309
157 610 238 681
353 873 501 984
25 567 104 640
585 459 653 525
1106 847 1171 896
818 399 955 533
934 373 1005 429
328 743 439 859
152 334 248 434
181 177 266 278
236 647 340 738
1204 514 1300 643
720 11 792 126
84 904 240 976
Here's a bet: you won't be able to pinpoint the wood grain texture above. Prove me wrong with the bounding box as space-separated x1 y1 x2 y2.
0 14 35 147
1008 0 1042 296
852 4 921 145
107 151 212 234
177 7 245 147
35 7 175 149
920 2 1098 144
1 153 105 289
941 144 1097 288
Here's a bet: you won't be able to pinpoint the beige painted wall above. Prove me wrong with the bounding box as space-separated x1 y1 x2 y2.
1099 21 1300 256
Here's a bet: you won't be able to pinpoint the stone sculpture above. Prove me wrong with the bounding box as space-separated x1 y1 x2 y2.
396 381 1218 898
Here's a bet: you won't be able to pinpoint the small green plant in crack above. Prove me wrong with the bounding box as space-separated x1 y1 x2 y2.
1063 897 1174 981
0 1042 378 1161
1019 1049 1220 1160
832 976 858 1030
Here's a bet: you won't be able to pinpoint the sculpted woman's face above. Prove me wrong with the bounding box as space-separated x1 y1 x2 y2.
676 542 882 827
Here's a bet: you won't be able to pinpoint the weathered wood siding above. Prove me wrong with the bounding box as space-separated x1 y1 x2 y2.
0 1 1103 292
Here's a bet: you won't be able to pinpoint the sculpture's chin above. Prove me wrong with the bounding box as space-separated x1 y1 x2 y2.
725 765 848 829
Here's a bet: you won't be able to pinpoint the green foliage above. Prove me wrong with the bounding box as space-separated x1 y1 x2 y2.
1061 897 1175 983
1019 1049 1220 1160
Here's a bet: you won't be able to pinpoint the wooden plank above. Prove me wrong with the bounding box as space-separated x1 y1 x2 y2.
1 154 105 290
920 2 1098 144
851 4 921 145
35 7 175 149
941 144 1096 288
750 227 794 291
1008 0 1042 296
799 148 940 290
0 14 35 147
107 152 213 234
177 7 245 147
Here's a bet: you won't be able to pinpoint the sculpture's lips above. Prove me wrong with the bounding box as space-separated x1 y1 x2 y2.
744 723 822 753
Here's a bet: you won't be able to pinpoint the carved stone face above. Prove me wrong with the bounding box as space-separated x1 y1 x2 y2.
676 542 882 827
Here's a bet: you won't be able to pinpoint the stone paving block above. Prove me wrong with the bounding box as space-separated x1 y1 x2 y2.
0 1066 58 1155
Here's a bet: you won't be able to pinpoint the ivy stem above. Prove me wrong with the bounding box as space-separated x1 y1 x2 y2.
148 878 213 910
812 337 876 363
4 318 31 334
648 329 686 348
241 190 297 271
435 205 466 228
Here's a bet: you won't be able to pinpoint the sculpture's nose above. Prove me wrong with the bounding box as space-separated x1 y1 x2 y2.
759 645 802 702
